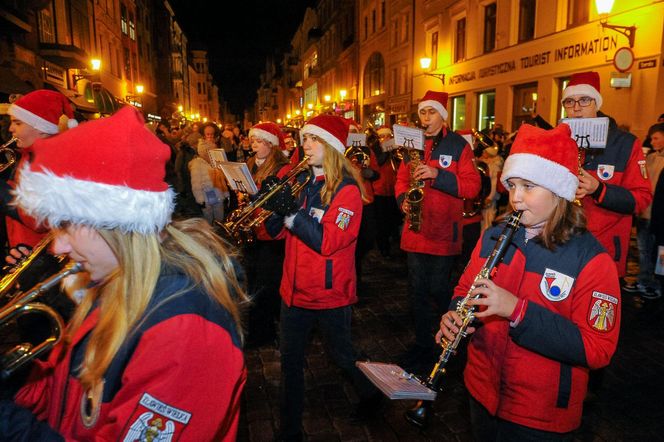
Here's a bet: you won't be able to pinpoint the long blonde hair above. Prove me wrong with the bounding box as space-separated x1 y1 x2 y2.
66 218 248 392
319 142 367 206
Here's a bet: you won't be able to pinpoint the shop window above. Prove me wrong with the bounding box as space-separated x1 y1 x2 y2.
484 3 497 53
455 17 466 63
518 0 536 42
450 95 466 132
477 91 495 131
558 78 570 121
512 82 538 129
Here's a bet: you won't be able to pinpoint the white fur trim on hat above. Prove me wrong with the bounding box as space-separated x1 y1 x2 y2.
562 84 602 110
418 100 448 121
500 153 579 201
249 127 279 146
8 104 60 134
13 165 175 234
300 123 346 154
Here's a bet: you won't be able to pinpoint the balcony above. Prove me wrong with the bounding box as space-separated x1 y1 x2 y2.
39 43 89 69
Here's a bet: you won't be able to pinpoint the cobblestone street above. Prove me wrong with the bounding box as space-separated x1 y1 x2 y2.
239 232 664 442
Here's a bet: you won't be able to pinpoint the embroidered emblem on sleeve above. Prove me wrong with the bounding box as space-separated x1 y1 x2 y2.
439 154 453 168
597 164 614 180
335 207 354 231
122 393 192 441
638 159 648 179
588 291 618 332
539 268 575 302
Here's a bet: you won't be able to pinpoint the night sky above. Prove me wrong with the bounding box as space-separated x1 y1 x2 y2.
169 0 317 117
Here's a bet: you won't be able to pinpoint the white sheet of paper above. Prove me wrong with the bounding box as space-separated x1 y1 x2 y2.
218 161 258 195
208 149 228 168
393 124 424 151
347 133 367 147
560 117 610 149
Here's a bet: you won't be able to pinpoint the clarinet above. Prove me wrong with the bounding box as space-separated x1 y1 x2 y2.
405 210 523 428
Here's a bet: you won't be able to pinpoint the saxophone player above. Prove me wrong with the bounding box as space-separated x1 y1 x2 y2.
395 91 481 372
438 124 621 440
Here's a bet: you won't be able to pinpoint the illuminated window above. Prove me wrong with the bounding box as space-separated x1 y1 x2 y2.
477 91 496 131
450 96 466 131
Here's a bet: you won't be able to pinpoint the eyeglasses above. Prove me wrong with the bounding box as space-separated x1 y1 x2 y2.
562 96 595 108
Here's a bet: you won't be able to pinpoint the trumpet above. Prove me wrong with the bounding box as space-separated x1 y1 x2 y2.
344 144 370 169
0 260 82 379
405 211 523 428
0 137 18 173
217 155 311 244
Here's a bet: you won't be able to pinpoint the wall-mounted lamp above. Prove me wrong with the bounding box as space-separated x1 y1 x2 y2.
324 94 331 102
596 0 636 48
419 57 445 85
339 89 347 100
73 58 102 85
135 84 144 94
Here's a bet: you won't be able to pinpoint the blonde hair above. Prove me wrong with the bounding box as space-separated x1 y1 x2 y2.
319 142 367 206
66 218 247 392
246 143 289 185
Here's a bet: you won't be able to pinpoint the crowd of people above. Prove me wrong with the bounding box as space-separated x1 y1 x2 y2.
0 68 661 441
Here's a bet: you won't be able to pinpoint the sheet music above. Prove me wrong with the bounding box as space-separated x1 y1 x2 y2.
393 125 425 151
380 137 397 152
347 133 367 147
208 149 228 168
218 161 258 195
560 117 610 149
356 361 437 401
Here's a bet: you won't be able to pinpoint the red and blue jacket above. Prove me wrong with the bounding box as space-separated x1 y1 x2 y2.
7 266 246 441
457 224 621 433
266 174 362 309
581 114 652 276
395 128 481 256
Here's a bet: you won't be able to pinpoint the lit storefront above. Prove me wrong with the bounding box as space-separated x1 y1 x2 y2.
415 1 664 140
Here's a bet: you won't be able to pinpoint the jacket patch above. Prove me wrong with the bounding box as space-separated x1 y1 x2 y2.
335 207 354 231
539 268 575 302
588 291 618 332
309 207 324 223
439 154 453 168
597 164 614 180
122 393 191 441
638 159 648 179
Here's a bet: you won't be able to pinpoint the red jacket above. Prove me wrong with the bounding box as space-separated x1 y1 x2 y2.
581 118 652 276
371 149 397 197
395 128 481 255
13 268 246 441
458 225 620 433
266 175 362 309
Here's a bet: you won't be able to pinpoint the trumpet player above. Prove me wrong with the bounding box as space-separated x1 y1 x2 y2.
438 124 620 440
395 91 481 372
2 106 248 440
263 115 381 441
3 90 78 252
243 121 292 348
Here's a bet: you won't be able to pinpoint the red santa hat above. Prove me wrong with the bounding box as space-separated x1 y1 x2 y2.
249 122 285 149
500 123 579 201
8 89 78 134
377 125 392 137
13 106 174 234
562 71 603 110
300 114 351 154
418 90 448 120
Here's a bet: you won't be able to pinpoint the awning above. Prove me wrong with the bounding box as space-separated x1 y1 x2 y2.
48 84 98 113
0 67 34 95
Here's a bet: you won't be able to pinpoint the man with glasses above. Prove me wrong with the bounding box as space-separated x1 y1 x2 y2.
561 71 651 287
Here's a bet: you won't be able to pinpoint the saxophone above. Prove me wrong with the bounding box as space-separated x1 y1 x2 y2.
405 210 523 428
405 149 425 232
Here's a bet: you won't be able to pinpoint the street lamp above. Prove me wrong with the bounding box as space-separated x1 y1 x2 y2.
419 57 445 85
74 58 102 85
595 0 636 48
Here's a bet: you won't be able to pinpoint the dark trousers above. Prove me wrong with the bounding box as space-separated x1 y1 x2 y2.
356 203 376 284
407 252 457 349
373 195 400 256
469 395 573 442
279 303 376 437
244 239 285 346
